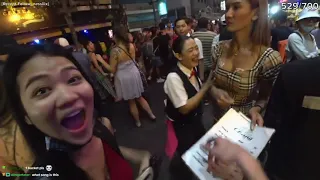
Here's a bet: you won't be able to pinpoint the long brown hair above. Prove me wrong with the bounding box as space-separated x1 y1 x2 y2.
250 0 270 47
113 25 130 51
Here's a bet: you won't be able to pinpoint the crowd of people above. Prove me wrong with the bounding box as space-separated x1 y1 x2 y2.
0 0 320 179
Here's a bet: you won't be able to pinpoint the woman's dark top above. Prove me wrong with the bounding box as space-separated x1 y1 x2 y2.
23 121 134 180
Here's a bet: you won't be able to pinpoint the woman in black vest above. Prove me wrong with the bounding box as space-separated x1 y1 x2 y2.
164 35 214 179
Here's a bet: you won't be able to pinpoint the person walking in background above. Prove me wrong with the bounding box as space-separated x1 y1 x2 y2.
192 17 217 81
142 28 152 75
271 10 294 51
145 27 165 83
166 20 174 38
133 32 146 74
84 40 117 100
154 22 172 78
107 25 156 127
212 15 233 47
286 8 319 62
311 21 320 49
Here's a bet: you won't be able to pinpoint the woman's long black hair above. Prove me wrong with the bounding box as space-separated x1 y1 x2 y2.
2 44 103 180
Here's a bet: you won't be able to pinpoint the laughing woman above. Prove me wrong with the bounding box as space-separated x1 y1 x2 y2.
164 36 214 179
2 44 159 180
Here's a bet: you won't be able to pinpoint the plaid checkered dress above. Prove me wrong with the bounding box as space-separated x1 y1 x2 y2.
93 70 117 99
211 41 283 117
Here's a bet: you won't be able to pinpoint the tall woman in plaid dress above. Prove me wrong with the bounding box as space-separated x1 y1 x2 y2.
84 40 117 100
208 0 282 179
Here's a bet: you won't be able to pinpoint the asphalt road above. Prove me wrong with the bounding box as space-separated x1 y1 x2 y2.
110 82 215 180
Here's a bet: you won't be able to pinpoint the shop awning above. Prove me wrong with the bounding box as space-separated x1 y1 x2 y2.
14 28 63 44
64 22 112 33
14 22 112 44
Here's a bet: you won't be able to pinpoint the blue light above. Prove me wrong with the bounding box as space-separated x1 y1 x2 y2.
270 6 279 15
158 2 167 15
34 39 40 44
83 30 88 33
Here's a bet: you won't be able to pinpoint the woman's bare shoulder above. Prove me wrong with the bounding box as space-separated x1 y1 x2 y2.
129 43 135 51
110 47 121 57
220 40 232 47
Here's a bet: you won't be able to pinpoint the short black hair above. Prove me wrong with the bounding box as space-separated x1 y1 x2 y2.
142 28 150 32
172 35 193 54
197 17 209 29
175 17 188 26
186 18 193 25
150 26 158 38
159 22 166 30
273 10 288 24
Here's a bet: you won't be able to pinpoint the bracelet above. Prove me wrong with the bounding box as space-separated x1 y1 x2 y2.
254 104 263 111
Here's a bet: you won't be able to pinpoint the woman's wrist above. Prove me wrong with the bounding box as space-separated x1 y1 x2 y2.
235 149 251 167
210 85 218 97
251 105 262 113
203 82 212 91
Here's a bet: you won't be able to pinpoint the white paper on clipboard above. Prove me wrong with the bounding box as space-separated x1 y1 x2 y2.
182 108 275 180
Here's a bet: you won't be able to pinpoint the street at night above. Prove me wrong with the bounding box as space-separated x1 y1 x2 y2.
0 0 319 179
113 82 215 179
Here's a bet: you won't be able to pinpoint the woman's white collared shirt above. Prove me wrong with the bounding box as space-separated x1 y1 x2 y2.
164 63 201 109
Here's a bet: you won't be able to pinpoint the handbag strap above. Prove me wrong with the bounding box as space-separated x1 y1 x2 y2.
153 45 159 54
151 37 159 54
116 46 139 68
93 119 123 158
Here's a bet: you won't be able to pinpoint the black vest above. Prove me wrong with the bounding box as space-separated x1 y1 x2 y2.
166 66 203 124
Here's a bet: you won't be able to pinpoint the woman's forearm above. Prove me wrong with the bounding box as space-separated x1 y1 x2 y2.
102 63 113 73
179 84 210 114
236 151 268 180
209 85 218 98
93 62 104 74
255 81 273 111
96 56 114 73
119 146 150 164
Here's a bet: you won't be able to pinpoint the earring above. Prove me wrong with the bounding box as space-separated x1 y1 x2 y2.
252 16 258 21
25 116 33 125
45 136 51 151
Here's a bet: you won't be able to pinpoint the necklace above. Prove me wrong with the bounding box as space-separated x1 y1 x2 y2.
105 165 111 180
233 46 253 57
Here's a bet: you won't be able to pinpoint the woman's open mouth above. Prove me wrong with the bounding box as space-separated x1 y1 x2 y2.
61 110 87 133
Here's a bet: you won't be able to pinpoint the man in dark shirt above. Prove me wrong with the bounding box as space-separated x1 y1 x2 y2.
271 10 294 51
264 56 320 180
154 22 172 77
